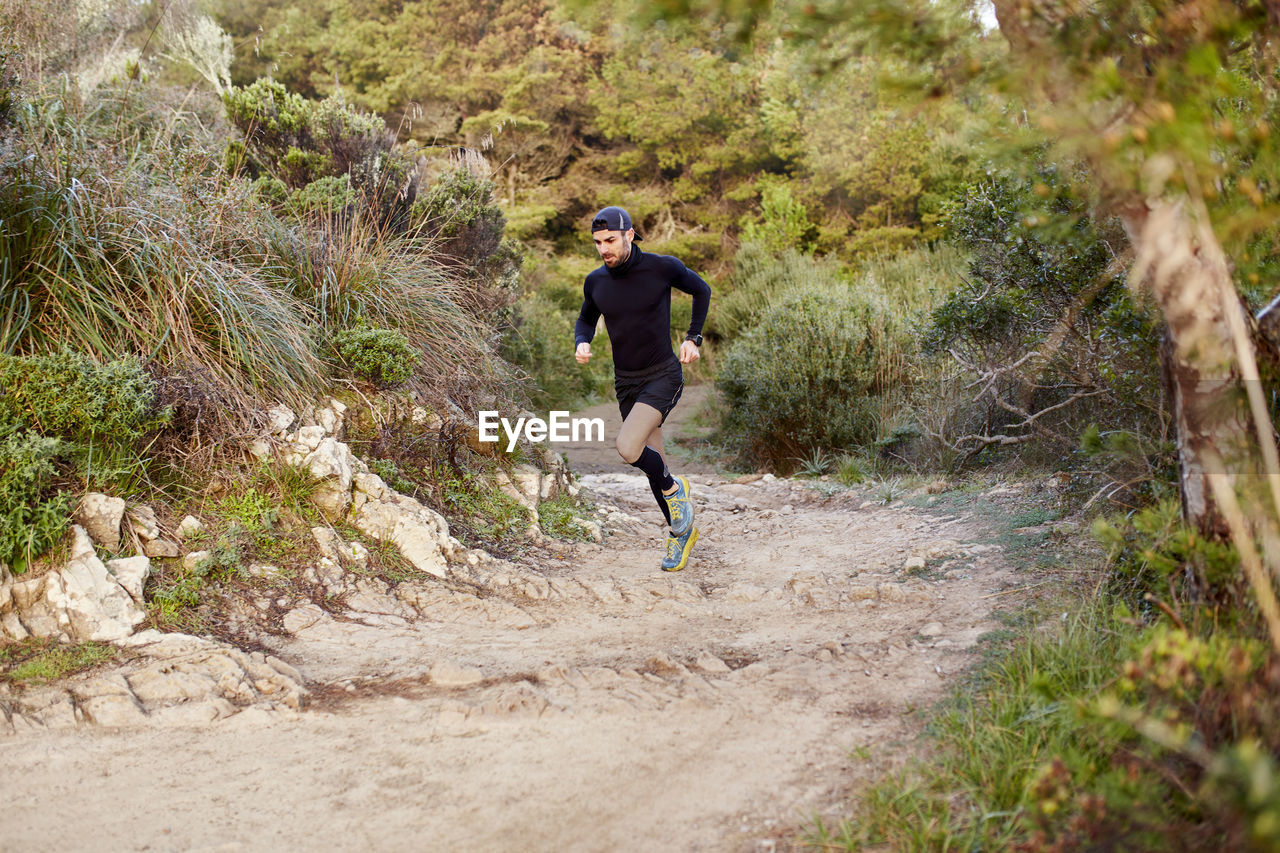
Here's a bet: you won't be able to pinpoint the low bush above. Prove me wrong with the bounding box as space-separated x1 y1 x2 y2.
716 284 895 470
0 351 168 572
0 432 72 573
331 326 420 387
0 349 167 463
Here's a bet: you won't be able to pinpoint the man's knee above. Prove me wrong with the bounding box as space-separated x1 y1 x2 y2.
616 435 643 464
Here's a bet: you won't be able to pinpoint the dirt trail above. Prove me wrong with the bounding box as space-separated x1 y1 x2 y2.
0 386 1024 852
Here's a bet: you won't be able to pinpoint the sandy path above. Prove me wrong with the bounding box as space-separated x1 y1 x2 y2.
0 387 1021 852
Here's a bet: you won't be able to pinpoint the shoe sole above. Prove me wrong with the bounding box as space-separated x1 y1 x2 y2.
668 476 694 537
662 526 699 572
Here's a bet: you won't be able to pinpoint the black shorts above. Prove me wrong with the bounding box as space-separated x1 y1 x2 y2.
615 360 684 423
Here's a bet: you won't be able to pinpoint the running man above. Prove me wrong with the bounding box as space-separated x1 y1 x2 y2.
574 206 711 572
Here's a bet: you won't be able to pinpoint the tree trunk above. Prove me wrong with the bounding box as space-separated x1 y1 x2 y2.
1123 199 1259 537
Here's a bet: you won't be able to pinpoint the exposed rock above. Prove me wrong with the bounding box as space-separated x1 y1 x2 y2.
177 515 204 540
311 526 343 561
726 584 767 603
265 404 297 435
575 518 604 543
0 526 146 642
183 551 211 571
127 504 161 542
429 660 485 687
352 493 453 579
77 674 149 726
74 493 126 551
902 555 927 572
314 398 347 438
692 652 732 675
411 407 444 430
919 622 944 637
302 437 356 520
105 555 150 604
283 604 328 633
143 539 180 559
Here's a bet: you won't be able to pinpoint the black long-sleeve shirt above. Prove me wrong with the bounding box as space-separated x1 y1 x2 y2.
573 245 711 373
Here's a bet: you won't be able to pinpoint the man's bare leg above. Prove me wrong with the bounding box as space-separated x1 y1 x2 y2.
615 403 663 464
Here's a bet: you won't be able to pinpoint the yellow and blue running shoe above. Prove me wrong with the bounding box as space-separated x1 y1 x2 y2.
661 525 699 572
663 475 694 536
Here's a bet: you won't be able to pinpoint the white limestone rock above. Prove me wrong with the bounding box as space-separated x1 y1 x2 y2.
74 493 126 551
302 437 356 520
176 515 204 540
265 404 297 435
127 504 161 542
105 555 151 604
315 397 347 438
352 493 453 579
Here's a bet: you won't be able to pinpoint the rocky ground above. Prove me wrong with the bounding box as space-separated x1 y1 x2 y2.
0 387 1053 852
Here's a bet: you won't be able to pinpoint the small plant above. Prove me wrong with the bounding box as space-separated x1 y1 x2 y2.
440 470 530 547
0 432 72 573
0 638 118 685
835 454 871 486
794 447 836 478
146 569 205 628
331 326 420 387
369 458 418 495
873 476 903 505
538 495 595 541
215 488 278 531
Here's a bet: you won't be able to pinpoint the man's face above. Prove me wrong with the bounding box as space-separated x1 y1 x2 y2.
593 229 633 268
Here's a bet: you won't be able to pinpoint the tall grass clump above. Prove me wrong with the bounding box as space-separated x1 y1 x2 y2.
0 94 324 415
0 69 523 433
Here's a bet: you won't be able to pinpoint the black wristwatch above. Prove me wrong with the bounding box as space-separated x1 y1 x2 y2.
684 333 703 347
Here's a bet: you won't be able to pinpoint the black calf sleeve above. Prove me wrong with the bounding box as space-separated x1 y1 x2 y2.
630 446 676 522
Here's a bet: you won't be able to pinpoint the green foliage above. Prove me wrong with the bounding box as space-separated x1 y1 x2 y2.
223 79 411 223
834 453 871 486
0 351 166 572
716 283 893 470
537 494 594 541
919 172 1165 462
1093 499 1241 611
0 432 72 573
0 350 167 459
214 487 278 532
440 470 530 546
501 291 613 410
0 638 117 685
833 597 1280 850
331 326 420 387
711 241 845 341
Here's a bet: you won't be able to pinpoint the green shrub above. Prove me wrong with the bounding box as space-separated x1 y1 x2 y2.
716 284 894 470
331 326 420 387
711 240 847 342
501 292 613 410
0 350 167 456
833 599 1280 850
0 431 72 573
0 350 169 571
1092 498 1241 613
223 79 412 225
